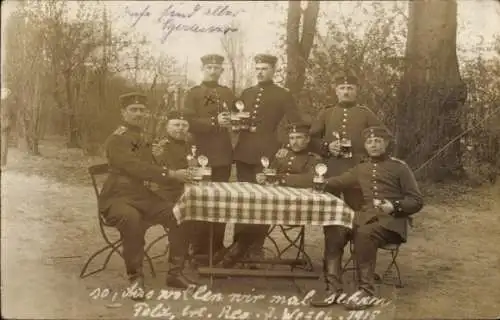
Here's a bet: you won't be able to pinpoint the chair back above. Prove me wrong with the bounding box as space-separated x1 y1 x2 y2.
88 163 110 198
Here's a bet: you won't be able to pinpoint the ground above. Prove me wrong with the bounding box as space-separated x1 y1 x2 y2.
1 138 499 319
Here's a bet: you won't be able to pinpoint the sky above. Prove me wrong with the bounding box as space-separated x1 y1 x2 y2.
1 0 500 85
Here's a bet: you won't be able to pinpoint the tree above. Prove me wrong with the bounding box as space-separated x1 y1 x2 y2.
395 0 467 181
285 0 320 95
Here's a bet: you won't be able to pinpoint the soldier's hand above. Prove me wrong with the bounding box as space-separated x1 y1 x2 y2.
256 173 267 184
169 169 192 183
328 140 341 156
379 199 395 214
275 148 289 159
217 112 231 127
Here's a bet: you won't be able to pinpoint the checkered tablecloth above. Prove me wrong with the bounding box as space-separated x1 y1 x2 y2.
173 182 354 228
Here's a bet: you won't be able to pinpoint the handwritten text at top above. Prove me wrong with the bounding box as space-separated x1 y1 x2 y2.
125 3 243 42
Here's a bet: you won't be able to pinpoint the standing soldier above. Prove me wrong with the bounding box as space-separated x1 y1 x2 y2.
304 71 386 300
216 122 320 268
310 126 423 310
182 54 236 260
98 92 198 299
232 53 304 260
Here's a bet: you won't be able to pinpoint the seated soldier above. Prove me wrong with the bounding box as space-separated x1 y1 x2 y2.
214 122 321 268
152 110 194 202
310 126 424 310
99 93 198 300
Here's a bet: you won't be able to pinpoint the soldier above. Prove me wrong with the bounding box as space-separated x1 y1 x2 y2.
215 122 319 268
310 126 424 310
98 92 198 299
152 110 194 202
182 54 236 260
232 53 304 260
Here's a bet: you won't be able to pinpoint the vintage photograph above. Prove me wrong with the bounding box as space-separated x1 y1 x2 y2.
1 0 499 319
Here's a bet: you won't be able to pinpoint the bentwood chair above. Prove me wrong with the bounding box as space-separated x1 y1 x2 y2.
79 164 168 278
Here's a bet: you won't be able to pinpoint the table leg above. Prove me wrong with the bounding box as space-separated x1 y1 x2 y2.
209 223 214 287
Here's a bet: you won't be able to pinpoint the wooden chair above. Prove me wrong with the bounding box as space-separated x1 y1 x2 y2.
79 164 168 279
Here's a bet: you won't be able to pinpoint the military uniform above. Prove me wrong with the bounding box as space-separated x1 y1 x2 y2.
309 75 384 210
216 123 319 268
310 126 424 310
233 54 304 250
182 55 234 256
99 93 196 294
154 110 226 257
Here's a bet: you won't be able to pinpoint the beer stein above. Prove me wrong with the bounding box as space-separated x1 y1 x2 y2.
198 155 211 182
313 163 327 192
260 156 277 184
340 138 353 159
233 100 250 131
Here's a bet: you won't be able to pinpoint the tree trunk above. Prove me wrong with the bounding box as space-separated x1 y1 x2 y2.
285 1 320 95
395 0 466 181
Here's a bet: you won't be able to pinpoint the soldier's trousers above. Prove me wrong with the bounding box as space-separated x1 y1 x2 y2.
233 161 269 254
190 165 231 255
103 198 188 279
323 222 402 294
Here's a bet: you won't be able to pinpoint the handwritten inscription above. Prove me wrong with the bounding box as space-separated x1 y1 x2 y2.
89 285 390 319
125 4 242 42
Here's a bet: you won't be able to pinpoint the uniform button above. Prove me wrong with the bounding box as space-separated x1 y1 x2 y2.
290 156 295 160
288 162 292 165
373 186 378 190
374 163 378 166
254 104 259 108
343 119 347 123
162 173 166 177
342 131 347 135
342 125 346 128
374 192 378 196
253 110 258 114
256 98 260 102
259 87 264 91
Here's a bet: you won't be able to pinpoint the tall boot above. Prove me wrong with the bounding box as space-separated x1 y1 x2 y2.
310 256 344 307
165 255 199 289
344 260 378 310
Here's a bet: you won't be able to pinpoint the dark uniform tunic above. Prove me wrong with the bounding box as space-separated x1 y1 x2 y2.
326 155 424 242
232 80 303 247
310 103 383 211
153 135 226 254
233 80 303 181
270 150 321 188
98 124 188 278
183 81 235 181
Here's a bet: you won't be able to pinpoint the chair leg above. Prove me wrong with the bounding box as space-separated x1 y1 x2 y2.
381 249 403 288
80 239 123 279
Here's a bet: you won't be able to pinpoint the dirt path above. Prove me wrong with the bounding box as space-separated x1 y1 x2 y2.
1 146 499 319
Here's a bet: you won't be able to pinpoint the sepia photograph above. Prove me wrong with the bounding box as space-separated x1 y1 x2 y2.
1 0 499 319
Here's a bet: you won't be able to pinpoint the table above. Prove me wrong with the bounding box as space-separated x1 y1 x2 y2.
173 182 355 282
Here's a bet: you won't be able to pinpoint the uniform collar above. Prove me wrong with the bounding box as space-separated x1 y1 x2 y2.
369 154 389 163
122 122 142 133
202 81 219 88
338 101 356 108
166 134 188 144
258 80 274 87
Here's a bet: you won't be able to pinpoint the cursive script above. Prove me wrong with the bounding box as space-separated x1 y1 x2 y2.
125 3 242 42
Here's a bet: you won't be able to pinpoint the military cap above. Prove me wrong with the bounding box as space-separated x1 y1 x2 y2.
288 122 311 135
119 92 147 108
201 54 224 65
334 71 359 86
254 54 278 66
166 109 188 121
362 126 393 140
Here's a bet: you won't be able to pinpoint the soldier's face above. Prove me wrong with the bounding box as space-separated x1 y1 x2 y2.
289 133 310 152
336 84 358 103
202 64 223 82
255 63 275 82
365 136 389 157
166 119 189 140
121 104 147 127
